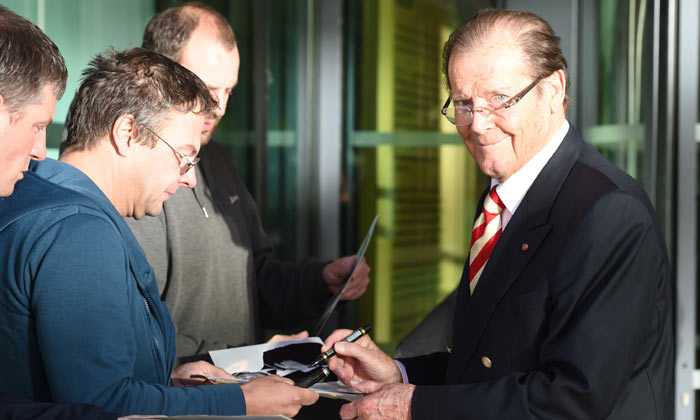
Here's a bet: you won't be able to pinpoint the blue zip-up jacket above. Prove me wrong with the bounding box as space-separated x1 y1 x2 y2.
0 392 118 420
0 159 245 416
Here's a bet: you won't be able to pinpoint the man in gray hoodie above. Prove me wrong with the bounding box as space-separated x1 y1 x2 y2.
126 2 371 362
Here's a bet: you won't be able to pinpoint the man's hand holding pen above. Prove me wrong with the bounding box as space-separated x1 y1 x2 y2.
321 328 401 393
322 329 414 420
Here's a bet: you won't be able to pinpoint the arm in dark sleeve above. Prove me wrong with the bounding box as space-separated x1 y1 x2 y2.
202 140 332 330
0 393 118 420
240 187 331 330
411 192 672 420
399 351 451 385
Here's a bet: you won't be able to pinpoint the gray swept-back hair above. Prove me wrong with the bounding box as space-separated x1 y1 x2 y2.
443 9 570 108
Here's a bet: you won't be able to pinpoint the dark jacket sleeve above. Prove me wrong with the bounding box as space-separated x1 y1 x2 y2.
0 393 119 420
241 185 331 329
399 351 451 385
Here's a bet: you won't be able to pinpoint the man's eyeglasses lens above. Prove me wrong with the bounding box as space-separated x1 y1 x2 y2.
441 78 541 127
143 126 199 173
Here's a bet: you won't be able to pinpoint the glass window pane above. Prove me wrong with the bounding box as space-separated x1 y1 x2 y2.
580 0 654 190
345 0 493 352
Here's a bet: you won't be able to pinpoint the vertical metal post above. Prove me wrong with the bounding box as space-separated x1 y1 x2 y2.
253 0 269 222
296 0 313 259
311 0 343 259
646 0 660 204
675 0 698 417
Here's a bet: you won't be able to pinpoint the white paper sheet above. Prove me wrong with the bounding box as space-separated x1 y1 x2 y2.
209 337 324 374
208 338 364 401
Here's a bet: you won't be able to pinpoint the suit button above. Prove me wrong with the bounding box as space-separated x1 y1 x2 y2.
481 356 492 368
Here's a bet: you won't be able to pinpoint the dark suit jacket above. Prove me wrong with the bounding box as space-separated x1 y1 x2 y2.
401 126 673 419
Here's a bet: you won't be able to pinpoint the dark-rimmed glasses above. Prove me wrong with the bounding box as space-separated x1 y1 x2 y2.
143 125 199 174
441 77 542 127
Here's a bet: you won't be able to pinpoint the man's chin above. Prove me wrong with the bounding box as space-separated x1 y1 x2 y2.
200 128 216 145
201 119 220 145
137 201 165 219
143 207 164 218
0 183 14 198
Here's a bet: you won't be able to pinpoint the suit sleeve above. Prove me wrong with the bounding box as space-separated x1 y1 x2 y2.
399 352 451 385
29 213 245 416
411 191 670 420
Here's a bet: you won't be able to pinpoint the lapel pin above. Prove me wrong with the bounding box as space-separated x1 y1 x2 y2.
521 243 529 251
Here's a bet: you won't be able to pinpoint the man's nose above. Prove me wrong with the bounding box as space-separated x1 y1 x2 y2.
31 132 47 161
468 110 493 134
211 92 227 118
179 167 197 189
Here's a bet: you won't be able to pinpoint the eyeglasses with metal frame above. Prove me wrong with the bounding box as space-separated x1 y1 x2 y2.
142 125 200 174
441 77 542 127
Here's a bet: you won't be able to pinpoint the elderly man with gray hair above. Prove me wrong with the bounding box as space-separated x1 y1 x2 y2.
322 9 673 420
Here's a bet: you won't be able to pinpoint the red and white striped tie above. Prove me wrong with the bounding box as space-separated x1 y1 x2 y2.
469 186 505 294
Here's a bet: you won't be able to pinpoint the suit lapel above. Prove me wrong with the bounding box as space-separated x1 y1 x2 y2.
446 127 584 384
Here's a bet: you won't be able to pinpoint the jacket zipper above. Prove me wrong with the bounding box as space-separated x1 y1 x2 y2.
143 297 165 382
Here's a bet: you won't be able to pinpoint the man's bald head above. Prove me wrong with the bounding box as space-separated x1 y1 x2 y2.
142 2 236 61
143 2 240 145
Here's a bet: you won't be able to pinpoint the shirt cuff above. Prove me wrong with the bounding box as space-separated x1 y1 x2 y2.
394 360 409 384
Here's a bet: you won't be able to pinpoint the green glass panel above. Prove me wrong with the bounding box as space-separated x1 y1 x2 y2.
347 0 492 349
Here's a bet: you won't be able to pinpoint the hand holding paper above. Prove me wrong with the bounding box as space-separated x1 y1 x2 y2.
322 256 370 300
240 375 318 418
339 383 415 420
171 360 235 387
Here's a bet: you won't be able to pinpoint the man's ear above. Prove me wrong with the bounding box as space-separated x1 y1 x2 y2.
545 69 567 113
111 114 136 157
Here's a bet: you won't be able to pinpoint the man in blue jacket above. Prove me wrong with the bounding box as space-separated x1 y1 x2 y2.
0 5 125 420
0 44 317 417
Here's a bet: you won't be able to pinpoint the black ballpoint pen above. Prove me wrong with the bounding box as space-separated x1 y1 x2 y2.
309 324 372 368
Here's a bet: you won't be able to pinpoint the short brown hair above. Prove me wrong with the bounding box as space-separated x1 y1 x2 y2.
443 9 570 108
64 48 217 151
142 2 236 61
0 5 67 112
